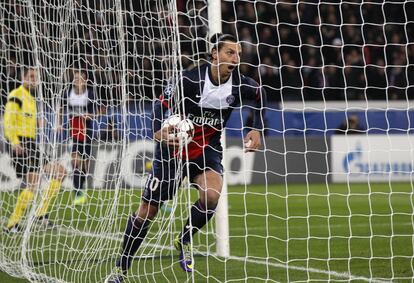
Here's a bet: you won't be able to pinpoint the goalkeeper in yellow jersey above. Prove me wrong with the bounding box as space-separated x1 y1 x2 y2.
4 66 67 233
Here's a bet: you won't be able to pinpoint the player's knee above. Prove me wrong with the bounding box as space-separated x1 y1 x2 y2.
71 158 82 169
200 189 220 209
26 172 40 189
52 163 67 180
136 201 159 221
197 198 217 213
204 199 218 211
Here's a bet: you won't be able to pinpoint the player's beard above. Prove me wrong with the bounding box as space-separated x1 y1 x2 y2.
220 64 236 80
227 64 236 73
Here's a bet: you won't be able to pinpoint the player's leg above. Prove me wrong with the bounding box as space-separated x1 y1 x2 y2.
71 142 90 205
182 170 222 242
106 158 180 282
119 201 159 269
6 139 40 230
35 160 67 221
105 201 163 283
116 165 177 273
7 171 40 230
105 201 160 283
175 169 223 272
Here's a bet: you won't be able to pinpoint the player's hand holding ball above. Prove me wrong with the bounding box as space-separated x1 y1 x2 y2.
155 114 194 148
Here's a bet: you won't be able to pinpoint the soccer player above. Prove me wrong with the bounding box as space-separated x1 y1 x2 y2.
105 33 266 282
57 69 103 205
4 66 67 232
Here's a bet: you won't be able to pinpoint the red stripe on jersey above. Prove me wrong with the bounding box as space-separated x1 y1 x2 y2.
180 125 217 160
159 95 170 109
70 116 86 141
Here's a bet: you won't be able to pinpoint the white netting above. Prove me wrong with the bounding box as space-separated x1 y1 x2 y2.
0 0 182 282
0 0 414 282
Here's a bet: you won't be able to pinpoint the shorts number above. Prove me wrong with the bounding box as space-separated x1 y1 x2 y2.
146 174 160 191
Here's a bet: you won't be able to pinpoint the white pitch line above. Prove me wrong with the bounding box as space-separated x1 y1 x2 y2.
228 221 413 232
0 217 393 283
224 255 391 283
55 225 391 283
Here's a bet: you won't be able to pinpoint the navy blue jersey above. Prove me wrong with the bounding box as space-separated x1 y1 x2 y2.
154 63 267 160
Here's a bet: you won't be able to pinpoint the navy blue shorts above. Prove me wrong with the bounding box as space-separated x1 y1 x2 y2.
71 140 92 159
142 150 223 205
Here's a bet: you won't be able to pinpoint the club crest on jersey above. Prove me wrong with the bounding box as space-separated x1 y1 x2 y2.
163 78 178 98
163 84 174 98
226 95 235 104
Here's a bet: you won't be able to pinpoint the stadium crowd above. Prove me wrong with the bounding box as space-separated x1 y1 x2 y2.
216 1 414 101
0 0 413 108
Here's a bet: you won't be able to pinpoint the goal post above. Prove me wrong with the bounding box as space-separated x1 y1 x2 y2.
207 0 230 259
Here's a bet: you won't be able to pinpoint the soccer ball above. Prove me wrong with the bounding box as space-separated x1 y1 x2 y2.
162 114 194 146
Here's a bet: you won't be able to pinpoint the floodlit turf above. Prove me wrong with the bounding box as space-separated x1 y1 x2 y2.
1 183 414 282
0 271 29 283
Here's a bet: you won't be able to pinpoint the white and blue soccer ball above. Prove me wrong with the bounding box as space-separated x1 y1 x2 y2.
162 114 194 146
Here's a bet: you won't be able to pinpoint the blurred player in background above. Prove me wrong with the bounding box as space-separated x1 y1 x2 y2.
57 69 104 205
105 33 267 282
4 66 67 232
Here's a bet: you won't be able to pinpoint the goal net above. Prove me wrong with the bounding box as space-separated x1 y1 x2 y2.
0 0 413 282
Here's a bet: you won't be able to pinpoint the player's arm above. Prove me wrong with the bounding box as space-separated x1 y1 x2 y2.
37 101 48 131
86 88 106 119
4 97 24 155
55 91 67 133
153 80 181 147
243 78 268 152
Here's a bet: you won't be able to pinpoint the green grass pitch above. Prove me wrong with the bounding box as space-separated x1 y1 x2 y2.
1 183 413 282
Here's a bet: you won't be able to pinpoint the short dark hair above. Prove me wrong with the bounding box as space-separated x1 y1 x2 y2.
21 65 37 77
73 69 88 80
210 33 237 54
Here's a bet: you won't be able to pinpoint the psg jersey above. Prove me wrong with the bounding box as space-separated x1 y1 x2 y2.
155 63 266 160
62 88 96 142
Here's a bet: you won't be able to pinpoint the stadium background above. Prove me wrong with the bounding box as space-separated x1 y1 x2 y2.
1 1 414 282
1 1 413 105
1 1 414 139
